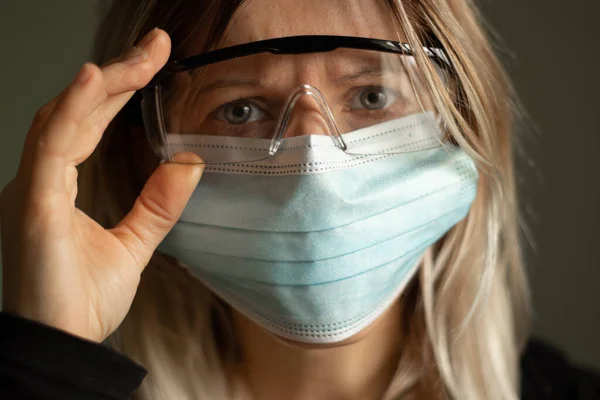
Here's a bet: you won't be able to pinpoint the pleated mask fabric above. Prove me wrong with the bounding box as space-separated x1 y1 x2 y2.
159 112 479 343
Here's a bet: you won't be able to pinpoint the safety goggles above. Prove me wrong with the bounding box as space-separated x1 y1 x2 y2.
141 35 452 164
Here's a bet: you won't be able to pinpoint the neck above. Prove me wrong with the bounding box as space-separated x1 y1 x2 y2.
232 300 403 400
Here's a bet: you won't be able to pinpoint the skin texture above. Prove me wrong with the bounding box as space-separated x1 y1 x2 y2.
0 1 411 399
233 300 404 400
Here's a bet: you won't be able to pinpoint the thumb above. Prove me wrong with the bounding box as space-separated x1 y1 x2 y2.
111 152 203 270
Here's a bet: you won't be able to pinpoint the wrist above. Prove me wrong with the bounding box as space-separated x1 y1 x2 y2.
3 302 98 343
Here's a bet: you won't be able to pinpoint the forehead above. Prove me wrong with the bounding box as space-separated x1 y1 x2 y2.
221 0 403 47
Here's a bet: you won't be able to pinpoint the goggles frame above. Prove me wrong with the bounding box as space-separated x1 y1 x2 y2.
143 35 452 90
140 35 453 164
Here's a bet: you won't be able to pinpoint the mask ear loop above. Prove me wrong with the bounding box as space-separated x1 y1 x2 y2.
269 84 347 155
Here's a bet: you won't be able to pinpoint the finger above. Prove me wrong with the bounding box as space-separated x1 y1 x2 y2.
111 152 204 270
99 28 170 100
28 63 104 194
42 30 170 163
30 30 171 192
16 29 165 185
87 29 171 138
17 96 60 181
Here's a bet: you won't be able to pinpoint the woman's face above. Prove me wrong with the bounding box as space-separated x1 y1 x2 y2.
146 0 451 349
159 0 436 143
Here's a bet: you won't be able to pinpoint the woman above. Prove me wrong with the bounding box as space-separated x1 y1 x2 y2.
0 0 598 399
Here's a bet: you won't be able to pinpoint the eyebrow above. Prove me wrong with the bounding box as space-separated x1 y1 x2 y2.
192 60 405 97
333 66 389 84
195 79 262 96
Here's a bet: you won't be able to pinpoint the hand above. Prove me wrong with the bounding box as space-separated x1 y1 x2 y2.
0 29 203 343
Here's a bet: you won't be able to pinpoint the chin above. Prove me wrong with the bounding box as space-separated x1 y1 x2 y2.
279 334 367 350
232 297 403 351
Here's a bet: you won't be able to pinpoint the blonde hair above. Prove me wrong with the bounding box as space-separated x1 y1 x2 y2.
79 0 530 398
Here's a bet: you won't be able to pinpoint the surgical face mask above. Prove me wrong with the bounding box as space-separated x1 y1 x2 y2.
158 111 479 344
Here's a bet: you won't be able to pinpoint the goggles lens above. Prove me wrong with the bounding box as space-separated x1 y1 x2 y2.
143 46 448 164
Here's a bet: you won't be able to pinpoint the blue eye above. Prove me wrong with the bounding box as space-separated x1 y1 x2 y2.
217 101 265 125
350 87 398 111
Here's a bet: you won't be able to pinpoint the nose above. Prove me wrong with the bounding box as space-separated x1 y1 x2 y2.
276 85 341 139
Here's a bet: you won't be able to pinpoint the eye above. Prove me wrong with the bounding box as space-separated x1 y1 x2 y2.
349 87 398 111
216 100 265 125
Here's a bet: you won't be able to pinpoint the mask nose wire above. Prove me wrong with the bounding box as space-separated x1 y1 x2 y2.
268 84 348 156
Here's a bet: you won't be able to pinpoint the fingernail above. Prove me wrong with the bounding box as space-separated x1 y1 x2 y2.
138 27 160 49
123 46 149 65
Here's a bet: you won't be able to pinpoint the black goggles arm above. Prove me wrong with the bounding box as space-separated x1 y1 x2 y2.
144 35 452 89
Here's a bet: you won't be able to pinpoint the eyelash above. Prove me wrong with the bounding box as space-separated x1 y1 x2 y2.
208 86 406 128
213 97 269 119
346 86 400 110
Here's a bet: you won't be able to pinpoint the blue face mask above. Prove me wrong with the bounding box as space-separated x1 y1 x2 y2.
159 112 479 344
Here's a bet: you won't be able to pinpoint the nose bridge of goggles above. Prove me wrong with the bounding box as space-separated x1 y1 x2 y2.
268 85 348 156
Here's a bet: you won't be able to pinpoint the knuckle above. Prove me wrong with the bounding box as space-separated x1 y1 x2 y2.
125 73 146 90
114 224 147 267
101 56 121 69
138 188 177 225
33 129 55 155
124 64 153 89
26 189 56 213
33 104 52 125
0 181 63 238
90 113 114 134
22 191 65 228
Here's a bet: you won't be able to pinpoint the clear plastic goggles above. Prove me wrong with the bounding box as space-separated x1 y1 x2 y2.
141 36 451 164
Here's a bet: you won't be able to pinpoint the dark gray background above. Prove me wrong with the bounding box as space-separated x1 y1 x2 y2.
0 1 598 369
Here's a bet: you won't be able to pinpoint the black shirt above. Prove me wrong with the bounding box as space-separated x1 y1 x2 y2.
0 312 598 399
